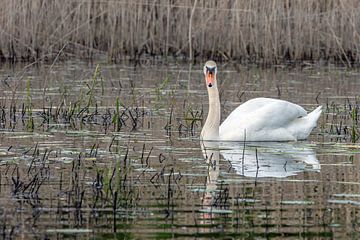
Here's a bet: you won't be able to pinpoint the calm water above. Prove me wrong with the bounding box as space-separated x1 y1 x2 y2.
0 60 360 239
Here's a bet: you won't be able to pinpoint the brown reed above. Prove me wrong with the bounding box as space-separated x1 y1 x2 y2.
1 0 360 64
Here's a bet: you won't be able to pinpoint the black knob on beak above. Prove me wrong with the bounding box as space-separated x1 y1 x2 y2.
206 66 216 74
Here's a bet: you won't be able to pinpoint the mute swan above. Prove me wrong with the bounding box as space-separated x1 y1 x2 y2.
201 60 322 141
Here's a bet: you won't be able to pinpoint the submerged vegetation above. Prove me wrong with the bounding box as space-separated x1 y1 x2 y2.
1 0 360 64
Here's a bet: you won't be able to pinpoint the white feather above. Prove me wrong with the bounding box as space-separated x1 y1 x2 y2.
219 98 321 141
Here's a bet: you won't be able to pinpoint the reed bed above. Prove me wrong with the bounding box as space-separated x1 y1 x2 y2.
1 0 360 64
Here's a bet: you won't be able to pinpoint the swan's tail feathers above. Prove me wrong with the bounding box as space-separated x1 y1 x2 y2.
290 106 322 140
307 106 322 128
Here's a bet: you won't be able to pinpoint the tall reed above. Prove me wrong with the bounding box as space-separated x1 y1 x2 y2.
1 0 360 64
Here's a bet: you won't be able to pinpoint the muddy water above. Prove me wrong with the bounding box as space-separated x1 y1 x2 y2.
0 60 360 239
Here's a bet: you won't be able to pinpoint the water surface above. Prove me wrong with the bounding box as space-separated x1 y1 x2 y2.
0 60 359 239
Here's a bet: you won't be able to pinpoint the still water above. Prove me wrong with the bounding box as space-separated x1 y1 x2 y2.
0 60 359 239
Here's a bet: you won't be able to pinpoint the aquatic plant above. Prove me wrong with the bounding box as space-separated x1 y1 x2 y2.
87 64 103 108
323 98 360 143
351 106 359 143
112 97 122 132
24 78 34 131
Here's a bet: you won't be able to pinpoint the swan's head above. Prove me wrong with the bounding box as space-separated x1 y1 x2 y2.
203 60 217 88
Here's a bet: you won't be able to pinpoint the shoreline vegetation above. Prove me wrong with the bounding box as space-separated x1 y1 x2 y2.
1 0 360 65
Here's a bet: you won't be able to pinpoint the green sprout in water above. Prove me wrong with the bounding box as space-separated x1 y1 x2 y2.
112 97 122 131
86 64 103 108
154 76 170 104
25 78 34 131
351 107 359 143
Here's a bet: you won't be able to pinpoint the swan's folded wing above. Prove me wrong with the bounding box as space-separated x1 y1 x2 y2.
220 98 307 139
250 100 307 129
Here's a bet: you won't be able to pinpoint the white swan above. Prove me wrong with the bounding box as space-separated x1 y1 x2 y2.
201 60 322 141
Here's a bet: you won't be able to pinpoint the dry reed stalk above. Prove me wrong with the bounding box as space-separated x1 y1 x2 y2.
188 0 197 60
0 0 360 64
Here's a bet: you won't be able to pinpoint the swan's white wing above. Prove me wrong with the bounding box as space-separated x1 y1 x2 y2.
220 98 307 141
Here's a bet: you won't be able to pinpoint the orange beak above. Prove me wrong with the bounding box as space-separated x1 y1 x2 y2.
206 72 214 87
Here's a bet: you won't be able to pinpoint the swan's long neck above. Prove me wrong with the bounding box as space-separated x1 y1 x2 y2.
201 87 220 140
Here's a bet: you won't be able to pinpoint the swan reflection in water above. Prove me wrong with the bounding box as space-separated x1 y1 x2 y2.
220 141 320 178
199 141 320 221
201 141 320 179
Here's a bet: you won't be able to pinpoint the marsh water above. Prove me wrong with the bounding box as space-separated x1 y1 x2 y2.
0 60 360 239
